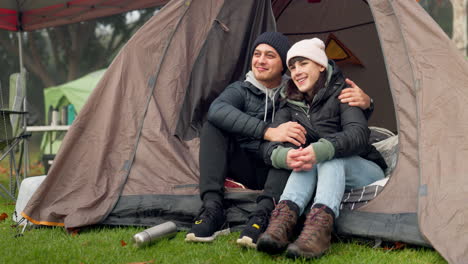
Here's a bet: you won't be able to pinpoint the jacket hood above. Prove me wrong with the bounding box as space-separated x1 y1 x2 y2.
245 70 288 99
244 71 289 122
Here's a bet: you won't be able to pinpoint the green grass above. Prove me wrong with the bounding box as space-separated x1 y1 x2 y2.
0 172 447 264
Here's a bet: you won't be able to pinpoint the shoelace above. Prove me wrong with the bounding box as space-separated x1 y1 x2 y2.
300 206 331 239
196 206 220 222
269 206 295 236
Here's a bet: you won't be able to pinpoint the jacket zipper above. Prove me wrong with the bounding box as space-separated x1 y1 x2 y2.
292 104 319 142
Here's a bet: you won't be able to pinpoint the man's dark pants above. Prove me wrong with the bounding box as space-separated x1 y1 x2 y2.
199 121 290 213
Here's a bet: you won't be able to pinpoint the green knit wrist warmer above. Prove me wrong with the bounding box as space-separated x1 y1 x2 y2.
271 146 292 169
312 139 335 163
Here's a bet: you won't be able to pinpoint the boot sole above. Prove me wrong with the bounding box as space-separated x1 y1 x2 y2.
185 228 230 242
236 236 256 249
256 234 288 255
286 244 326 259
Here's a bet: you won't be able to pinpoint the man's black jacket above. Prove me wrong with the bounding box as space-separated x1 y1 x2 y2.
207 79 281 157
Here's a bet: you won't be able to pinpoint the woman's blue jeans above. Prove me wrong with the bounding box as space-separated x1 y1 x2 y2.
280 156 385 217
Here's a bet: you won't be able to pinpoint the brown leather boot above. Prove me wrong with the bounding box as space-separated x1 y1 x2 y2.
286 204 335 259
256 200 299 255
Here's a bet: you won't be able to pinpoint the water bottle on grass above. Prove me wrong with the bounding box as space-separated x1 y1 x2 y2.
132 221 178 247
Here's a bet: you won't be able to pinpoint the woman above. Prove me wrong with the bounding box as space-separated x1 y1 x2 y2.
256 38 387 259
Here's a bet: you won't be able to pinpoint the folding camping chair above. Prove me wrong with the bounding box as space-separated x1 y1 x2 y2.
0 72 30 200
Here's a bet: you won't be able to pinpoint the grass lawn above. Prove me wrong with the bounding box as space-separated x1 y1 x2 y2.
0 166 448 264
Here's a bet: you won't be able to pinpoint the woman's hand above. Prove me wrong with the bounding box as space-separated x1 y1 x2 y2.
264 121 307 146
286 145 317 171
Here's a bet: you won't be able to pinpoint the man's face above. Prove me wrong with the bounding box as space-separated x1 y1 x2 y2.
251 44 283 87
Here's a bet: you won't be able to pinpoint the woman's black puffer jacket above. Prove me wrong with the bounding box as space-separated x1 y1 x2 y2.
261 62 387 170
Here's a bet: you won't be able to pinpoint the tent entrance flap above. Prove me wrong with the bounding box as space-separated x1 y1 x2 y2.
174 0 276 140
276 0 396 133
102 0 219 224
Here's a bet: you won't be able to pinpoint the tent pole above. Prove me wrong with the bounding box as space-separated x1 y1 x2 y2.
17 32 28 179
18 32 24 70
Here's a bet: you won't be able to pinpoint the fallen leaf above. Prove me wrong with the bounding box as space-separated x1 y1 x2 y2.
70 229 80 237
120 240 127 247
0 213 8 221
383 241 407 250
393 242 406 249
127 260 155 264
67 227 81 236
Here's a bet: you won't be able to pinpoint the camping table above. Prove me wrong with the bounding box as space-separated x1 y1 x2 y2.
26 125 70 132
26 125 70 155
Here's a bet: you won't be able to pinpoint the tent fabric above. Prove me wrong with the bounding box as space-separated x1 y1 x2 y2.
0 0 169 31
276 1 468 262
275 0 396 134
358 0 420 215
20 0 468 263
22 0 221 228
22 0 275 228
336 211 430 247
390 2 468 263
100 191 260 228
174 0 276 140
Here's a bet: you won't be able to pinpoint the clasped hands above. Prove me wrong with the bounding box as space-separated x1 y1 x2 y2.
286 145 317 171
264 122 315 171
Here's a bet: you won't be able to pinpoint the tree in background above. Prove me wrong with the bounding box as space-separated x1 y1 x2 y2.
420 0 467 56
451 0 467 55
0 8 158 124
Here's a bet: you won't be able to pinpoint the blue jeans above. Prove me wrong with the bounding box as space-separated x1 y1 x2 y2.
280 156 385 217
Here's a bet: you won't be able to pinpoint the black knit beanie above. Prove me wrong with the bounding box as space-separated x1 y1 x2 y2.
252 32 290 74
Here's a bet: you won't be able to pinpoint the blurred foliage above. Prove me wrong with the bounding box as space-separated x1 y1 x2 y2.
419 0 454 37
0 7 159 125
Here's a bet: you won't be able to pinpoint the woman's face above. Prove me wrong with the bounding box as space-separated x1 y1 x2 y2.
289 58 325 95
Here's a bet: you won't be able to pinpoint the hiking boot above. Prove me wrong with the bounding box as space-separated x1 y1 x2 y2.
236 210 270 249
185 202 229 242
256 200 299 254
286 204 335 259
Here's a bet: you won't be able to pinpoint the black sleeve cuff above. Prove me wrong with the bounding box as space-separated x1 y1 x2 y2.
364 98 374 120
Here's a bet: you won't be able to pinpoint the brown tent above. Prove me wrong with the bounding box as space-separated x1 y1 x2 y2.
21 0 468 263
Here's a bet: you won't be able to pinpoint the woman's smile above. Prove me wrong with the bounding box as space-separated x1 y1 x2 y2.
290 59 325 95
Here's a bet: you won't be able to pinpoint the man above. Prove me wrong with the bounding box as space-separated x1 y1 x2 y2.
185 32 373 247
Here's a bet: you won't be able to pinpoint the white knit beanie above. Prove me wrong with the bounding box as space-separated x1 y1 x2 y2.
287 38 328 68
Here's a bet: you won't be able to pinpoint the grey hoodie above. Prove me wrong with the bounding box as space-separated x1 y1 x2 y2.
245 70 289 123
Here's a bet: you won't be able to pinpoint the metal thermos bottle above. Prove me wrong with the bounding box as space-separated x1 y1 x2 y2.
51 108 59 126
132 221 177 247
